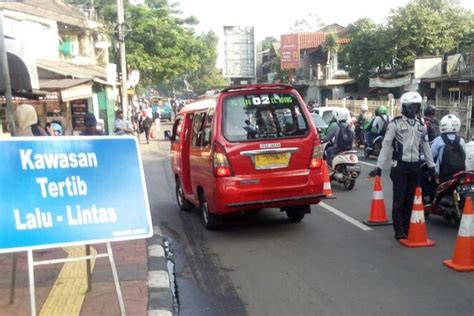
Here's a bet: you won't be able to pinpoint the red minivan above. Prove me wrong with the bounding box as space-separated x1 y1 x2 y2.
170 84 325 229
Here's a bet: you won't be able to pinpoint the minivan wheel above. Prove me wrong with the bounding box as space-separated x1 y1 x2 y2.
200 192 221 230
176 181 193 211
285 205 310 223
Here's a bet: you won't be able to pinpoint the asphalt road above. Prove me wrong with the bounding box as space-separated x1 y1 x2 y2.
142 129 474 316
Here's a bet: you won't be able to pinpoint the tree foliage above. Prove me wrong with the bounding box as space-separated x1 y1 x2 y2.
65 0 224 94
341 0 474 85
340 18 393 86
290 13 325 33
388 0 473 68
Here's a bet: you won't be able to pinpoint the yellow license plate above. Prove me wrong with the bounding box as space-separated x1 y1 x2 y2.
255 153 290 169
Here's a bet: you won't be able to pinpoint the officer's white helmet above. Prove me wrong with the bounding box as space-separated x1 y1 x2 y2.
360 103 368 112
440 114 461 134
332 108 350 122
400 91 422 119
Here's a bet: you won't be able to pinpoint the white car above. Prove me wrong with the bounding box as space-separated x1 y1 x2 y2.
310 107 352 124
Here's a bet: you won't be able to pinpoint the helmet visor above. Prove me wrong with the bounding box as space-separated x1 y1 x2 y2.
402 102 421 119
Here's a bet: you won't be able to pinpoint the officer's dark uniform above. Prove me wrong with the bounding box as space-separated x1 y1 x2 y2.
375 115 435 238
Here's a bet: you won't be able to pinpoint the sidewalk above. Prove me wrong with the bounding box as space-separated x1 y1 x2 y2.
0 134 172 316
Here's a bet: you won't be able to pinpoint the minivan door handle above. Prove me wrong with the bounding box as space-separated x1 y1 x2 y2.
184 129 189 141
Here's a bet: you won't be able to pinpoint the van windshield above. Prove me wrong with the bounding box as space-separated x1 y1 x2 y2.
222 93 308 142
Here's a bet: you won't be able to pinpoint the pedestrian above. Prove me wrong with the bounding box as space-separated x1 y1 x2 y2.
114 110 134 135
423 105 440 144
369 91 436 240
82 112 103 136
139 106 153 144
15 104 48 136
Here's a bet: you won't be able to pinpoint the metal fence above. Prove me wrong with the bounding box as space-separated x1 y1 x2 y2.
326 99 401 117
433 96 473 140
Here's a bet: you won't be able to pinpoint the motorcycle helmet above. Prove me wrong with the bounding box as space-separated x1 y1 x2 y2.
360 103 368 112
440 114 461 134
51 122 63 136
400 91 422 119
332 108 350 122
377 105 387 115
424 105 435 116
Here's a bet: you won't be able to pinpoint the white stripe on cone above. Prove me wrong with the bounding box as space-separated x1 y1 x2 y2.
458 214 474 237
372 191 384 200
413 195 422 205
410 210 425 224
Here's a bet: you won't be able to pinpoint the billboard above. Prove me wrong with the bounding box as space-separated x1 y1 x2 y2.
414 57 442 79
0 136 152 253
280 34 300 69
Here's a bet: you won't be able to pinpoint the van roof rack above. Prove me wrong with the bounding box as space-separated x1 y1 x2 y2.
220 84 293 93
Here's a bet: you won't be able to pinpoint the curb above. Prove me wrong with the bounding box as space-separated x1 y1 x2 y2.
147 226 175 316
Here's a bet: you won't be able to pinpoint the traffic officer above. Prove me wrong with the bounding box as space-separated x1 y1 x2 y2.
369 91 435 240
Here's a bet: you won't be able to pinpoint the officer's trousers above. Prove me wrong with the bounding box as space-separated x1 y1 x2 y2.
390 161 421 235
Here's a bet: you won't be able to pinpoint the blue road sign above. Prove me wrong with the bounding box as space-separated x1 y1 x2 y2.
0 136 153 253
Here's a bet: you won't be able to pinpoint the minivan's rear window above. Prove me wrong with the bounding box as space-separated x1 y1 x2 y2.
222 93 308 142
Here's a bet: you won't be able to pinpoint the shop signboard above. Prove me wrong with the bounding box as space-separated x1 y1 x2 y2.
280 34 300 69
0 136 152 253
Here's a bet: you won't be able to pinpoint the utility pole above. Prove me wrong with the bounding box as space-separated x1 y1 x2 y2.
116 0 129 119
0 11 16 135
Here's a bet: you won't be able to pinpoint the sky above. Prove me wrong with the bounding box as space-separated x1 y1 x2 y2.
176 0 474 41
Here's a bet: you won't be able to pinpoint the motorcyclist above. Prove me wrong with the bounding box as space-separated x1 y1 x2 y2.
366 105 389 148
355 104 371 147
431 114 466 183
322 109 354 166
369 91 435 240
423 105 440 144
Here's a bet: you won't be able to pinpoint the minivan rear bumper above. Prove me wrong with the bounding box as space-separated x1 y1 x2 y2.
226 193 325 208
208 169 325 214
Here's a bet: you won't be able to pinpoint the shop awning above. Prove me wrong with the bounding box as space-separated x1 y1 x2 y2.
39 78 92 90
37 59 114 86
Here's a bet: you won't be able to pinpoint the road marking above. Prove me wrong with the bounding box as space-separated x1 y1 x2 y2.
359 160 376 167
148 270 170 288
149 310 173 316
39 246 97 316
319 202 372 231
148 245 165 257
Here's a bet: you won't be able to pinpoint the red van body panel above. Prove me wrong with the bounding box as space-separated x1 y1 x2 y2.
171 84 325 215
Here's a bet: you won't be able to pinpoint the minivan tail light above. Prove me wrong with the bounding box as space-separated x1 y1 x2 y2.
310 142 323 169
213 142 232 177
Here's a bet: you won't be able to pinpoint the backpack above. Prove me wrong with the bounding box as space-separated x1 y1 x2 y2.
379 115 389 135
336 123 353 151
439 134 466 179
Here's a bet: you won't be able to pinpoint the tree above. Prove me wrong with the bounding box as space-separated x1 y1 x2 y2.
185 31 226 95
261 37 278 51
388 0 474 68
65 0 224 93
322 32 340 64
340 18 393 86
290 13 325 33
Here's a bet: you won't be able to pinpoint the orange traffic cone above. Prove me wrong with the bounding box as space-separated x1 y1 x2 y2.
400 187 435 248
444 196 474 272
322 160 333 197
364 176 391 226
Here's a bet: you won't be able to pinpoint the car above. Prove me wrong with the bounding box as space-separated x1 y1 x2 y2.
170 84 326 229
311 113 328 138
311 106 351 123
158 103 173 121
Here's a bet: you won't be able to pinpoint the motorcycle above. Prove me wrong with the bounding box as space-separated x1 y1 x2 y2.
354 121 366 148
424 170 474 225
322 142 361 190
364 134 383 158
